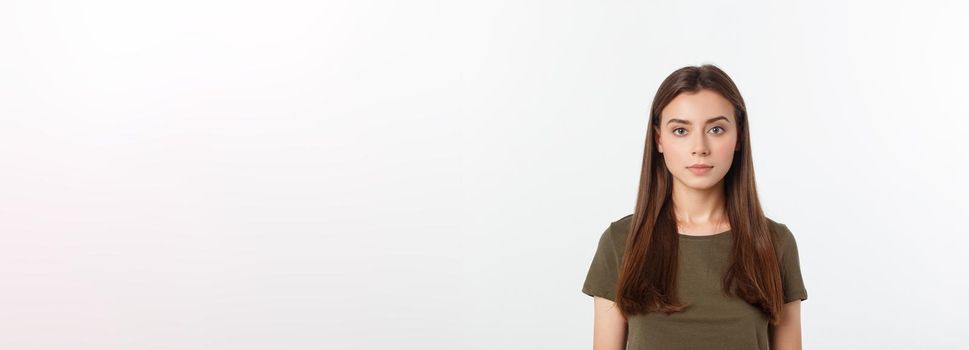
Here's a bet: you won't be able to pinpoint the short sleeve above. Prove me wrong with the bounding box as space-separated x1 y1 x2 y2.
777 223 808 303
582 223 621 302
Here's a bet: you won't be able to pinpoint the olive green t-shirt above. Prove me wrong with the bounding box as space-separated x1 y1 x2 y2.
582 214 808 350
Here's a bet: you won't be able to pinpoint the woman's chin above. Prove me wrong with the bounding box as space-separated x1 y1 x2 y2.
675 176 725 191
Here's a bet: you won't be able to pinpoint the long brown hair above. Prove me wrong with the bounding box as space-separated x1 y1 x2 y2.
614 64 786 325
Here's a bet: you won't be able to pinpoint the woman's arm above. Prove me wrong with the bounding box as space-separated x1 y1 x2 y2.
593 296 628 350
770 299 802 350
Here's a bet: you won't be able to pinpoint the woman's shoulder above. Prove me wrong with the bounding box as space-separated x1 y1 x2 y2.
594 213 634 248
612 213 634 227
766 217 799 254
609 213 635 234
766 217 794 238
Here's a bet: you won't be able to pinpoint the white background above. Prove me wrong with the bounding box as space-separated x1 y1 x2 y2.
2 0 968 349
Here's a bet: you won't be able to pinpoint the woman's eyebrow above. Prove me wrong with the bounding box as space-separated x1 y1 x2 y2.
666 115 730 125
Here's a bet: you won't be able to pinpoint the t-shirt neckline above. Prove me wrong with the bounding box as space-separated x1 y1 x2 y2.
678 229 732 240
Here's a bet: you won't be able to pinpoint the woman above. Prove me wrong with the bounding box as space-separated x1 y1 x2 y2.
581 64 808 350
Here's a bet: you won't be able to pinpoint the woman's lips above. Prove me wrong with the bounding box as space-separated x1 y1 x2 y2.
687 165 713 175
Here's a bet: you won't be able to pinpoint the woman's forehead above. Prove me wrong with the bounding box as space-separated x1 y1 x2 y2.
660 90 735 123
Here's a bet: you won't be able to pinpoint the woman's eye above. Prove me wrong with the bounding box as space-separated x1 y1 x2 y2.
673 126 725 136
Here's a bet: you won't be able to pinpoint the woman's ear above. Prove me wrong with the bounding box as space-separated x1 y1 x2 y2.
653 125 663 153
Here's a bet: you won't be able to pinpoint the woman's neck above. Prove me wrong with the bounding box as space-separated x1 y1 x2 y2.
671 181 728 231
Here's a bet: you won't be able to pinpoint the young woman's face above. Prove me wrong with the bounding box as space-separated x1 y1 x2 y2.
653 89 739 191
